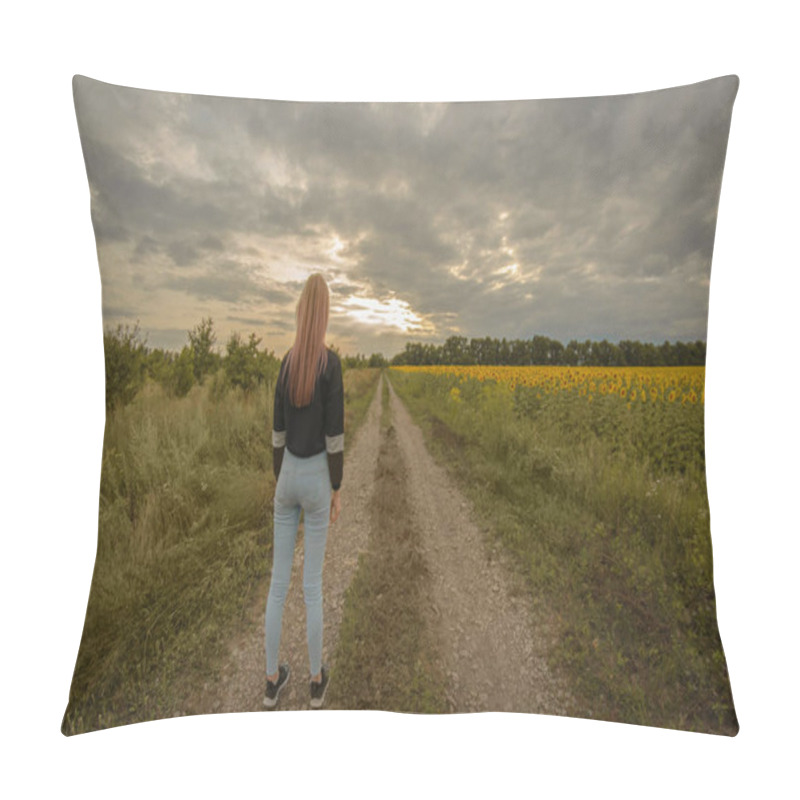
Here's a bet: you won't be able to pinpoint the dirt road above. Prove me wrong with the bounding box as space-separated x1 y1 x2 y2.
386 374 573 715
186 369 572 716
185 372 384 714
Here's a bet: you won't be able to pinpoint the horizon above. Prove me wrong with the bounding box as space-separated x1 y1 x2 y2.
113 319 706 362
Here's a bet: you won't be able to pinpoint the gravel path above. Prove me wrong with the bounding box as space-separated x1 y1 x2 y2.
385 372 574 716
186 372 384 714
187 368 572 717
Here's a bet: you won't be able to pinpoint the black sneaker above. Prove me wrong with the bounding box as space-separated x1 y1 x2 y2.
264 664 290 709
309 664 330 709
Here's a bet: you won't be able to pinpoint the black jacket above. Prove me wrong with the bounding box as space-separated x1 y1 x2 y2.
272 347 344 490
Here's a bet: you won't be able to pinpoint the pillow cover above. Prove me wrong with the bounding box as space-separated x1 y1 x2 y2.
63 74 739 736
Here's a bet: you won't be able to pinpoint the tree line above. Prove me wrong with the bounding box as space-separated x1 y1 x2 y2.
104 317 396 412
389 335 706 368
103 318 290 412
103 320 704 412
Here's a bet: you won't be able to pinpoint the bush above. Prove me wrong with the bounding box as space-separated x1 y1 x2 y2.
104 321 148 412
224 332 280 392
169 346 195 398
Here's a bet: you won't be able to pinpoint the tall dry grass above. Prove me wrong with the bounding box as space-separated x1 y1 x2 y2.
63 367 379 734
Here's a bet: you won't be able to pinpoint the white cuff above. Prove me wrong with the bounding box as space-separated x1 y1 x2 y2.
325 433 344 453
272 429 286 447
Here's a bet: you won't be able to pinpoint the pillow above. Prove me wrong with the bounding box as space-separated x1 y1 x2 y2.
63 74 739 735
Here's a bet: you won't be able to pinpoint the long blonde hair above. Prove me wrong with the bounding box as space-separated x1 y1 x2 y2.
282 273 330 407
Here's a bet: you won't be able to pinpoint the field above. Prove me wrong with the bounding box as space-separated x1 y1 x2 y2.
62 359 737 734
388 364 737 733
62 367 379 734
394 364 705 404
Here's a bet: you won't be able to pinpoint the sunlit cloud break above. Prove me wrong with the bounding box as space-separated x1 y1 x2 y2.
337 293 435 335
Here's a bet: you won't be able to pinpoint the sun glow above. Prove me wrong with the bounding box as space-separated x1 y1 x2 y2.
337 293 433 333
328 236 346 262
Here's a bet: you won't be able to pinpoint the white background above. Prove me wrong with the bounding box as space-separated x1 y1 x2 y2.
3 1 797 797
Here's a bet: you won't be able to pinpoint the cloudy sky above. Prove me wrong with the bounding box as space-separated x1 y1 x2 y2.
72 75 738 359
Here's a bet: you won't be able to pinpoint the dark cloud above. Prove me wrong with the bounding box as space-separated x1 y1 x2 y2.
73 74 737 355
132 235 160 261
136 327 191 351
158 258 281 304
226 314 268 329
166 240 200 267
101 303 138 320
261 318 296 334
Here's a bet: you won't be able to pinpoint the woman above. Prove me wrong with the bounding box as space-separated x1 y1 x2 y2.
264 273 344 710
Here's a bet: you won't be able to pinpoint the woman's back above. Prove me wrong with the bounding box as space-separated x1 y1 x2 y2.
265 273 341 709
274 347 344 461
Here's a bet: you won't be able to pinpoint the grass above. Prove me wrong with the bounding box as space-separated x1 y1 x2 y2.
387 367 738 735
62 366 381 735
326 371 450 712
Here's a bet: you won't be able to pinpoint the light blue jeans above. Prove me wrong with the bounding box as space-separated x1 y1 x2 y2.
265 448 331 679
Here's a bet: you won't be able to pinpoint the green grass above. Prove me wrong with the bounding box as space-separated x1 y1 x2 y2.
387 368 738 735
327 370 450 713
381 365 391 426
62 367 381 735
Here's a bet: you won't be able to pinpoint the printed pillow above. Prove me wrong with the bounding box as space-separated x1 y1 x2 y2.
63 74 739 735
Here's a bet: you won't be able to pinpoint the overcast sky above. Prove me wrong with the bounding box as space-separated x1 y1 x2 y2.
72 75 738 359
